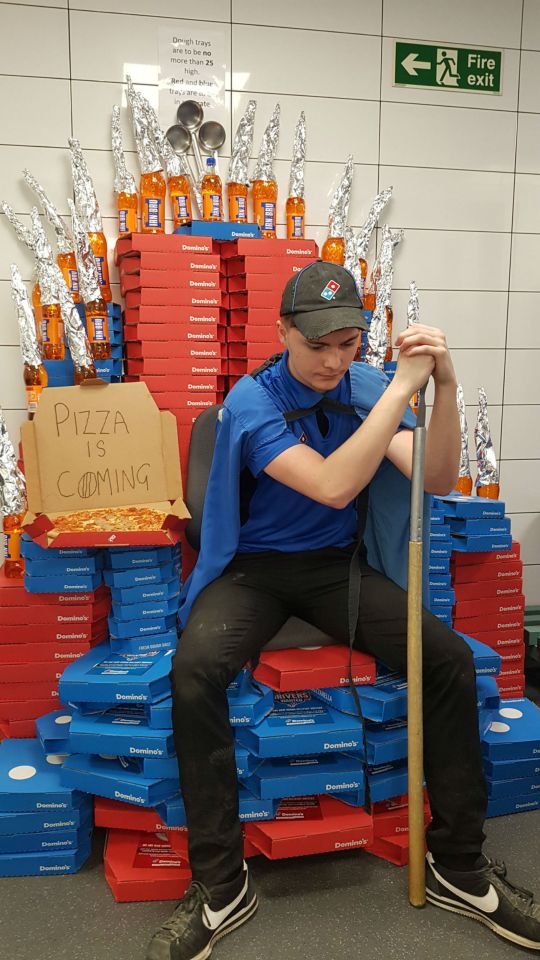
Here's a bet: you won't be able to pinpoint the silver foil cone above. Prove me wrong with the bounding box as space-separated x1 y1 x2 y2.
357 187 393 261
68 137 103 233
111 106 137 195
252 103 280 182
365 290 388 371
475 387 499 487
288 111 306 198
140 94 202 215
456 383 472 481
328 154 354 237
344 226 363 298
57 274 94 374
68 199 101 305
10 263 42 368
23 170 74 256
30 207 59 306
126 76 163 176
407 280 420 326
0 409 27 517
228 99 257 186
1 202 36 250
365 226 403 370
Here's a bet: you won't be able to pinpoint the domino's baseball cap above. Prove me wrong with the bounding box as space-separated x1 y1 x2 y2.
280 260 368 339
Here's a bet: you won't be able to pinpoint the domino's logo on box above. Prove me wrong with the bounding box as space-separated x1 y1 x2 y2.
321 280 340 301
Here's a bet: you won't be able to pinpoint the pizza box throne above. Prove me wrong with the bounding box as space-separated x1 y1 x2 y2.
21 382 190 548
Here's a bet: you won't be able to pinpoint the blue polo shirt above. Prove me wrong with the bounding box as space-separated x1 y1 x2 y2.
236 353 361 553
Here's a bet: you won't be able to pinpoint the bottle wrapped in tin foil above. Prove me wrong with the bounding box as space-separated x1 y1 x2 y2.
10 263 42 368
228 99 257 186
344 226 363 297
126 76 163 176
364 298 388 371
475 387 499 488
22 170 74 256
252 103 280 182
407 279 420 327
68 138 103 233
288 111 306 198
138 94 202 215
111 106 137 196
67 200 101 306
357 187 393 261
456 383 472 482
28 207 61 307
0 409 26 519
1 201 35 249
327 155 354 237
365 226 403 370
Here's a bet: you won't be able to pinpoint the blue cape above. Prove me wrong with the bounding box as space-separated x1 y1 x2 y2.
178 361 431 627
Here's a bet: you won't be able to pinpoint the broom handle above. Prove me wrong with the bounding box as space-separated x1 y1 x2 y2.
408 385 427 908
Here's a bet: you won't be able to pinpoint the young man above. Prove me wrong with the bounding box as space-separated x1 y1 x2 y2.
148 262 540 960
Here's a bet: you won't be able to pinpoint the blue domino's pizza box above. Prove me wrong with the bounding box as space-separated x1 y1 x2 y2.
311 676 407 723
430 513 444 525
429 543 452 560
486 772 540 800
238 785 279 821
109 630 178 656
20 535 98 561
236 692 362 759
105 546 179 570
235 743 262 780
337 760 409 807
111 596 179 622
0 812 92 854
476 675 501 712
110 579 180 605
487 794 540 818
154 793 186 827
74 695 173 730
35 709 74 754
108 612 177 639
481 699 540 761
484 755 540 781
0 739 85 813
448 517 511 536
429 525 451 541
429 574 452 590
361 720 408 765
451 534 513 553
428 558 450 575
68 707 175 758
432 607 452 623
175 220 261 240
58 643 175 705
439 494 506 519
429 590 455 607
137 756 179 778
244 753 365 802
24 571 103 594
459 634 502 676
23 555 104 577
0 797 92 836
0 838 91 877
227 671 274 727
103 562 179 589
60 753 178 806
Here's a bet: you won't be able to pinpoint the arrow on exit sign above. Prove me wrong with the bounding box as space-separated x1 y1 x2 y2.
394 41 502 94
402 53 431 76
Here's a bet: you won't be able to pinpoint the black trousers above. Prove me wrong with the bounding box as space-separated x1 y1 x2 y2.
171 548 488 894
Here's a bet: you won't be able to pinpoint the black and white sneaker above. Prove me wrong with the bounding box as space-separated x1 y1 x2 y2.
426 852 540 950
146 864 258 960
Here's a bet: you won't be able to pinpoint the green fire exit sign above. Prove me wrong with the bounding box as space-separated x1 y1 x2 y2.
394 41 502 93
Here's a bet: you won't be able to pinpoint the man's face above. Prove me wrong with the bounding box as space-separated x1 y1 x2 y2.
277 321 361 393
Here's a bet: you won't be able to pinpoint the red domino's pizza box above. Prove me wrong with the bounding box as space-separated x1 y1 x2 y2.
244 796 373 859
1 660 73 683
0 619 108 646
168 407 210 427
453 595 525 619
496 675 525 698
124 374 225 393
451 542 521 566
120 251 222 274
0 569 110 606
0 716 37 739
452 578 523 603
467 628 524 651
372 798 431 839
125 278 225 305
228 290 282 310
94 797 186 834
126 340 226 361
451 560 523 584
0 680 63 702
104 829 191 903
227 325 279 344
366 833 412 866
253 645 376 692
242 833 262 859
227 268 311 291
226 356 280 376
122 283 223 306
229 307 280 326
126 357 224 377
498 654 526 677
224 255 315 277
124 323 226 343
227 341 281 359
0 596 110 626
152 392 222 412
124 306 227 326
0 641 94 665
0 696 59 721
121 267 219 295
453 611 524 634
219 238 318 259
115 233 214 263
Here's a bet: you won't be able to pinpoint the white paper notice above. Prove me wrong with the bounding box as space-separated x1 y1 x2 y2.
158 24 228 132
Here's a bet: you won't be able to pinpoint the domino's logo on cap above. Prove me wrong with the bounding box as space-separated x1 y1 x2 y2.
320 280 340 301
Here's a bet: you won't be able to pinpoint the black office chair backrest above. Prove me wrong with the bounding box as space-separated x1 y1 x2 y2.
184 404 221 551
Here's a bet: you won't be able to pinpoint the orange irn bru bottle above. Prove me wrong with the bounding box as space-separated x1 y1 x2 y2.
321 235 345 265
57 251 80 303
41 303 65 360
117 191 138 237
477 483 500 500
3 513 24 578
24 361 48 418
87 231 112 302
455 476 473 496
385 305 393 363
228 182 248 223
202 158 223 222
358 257 368 302
252 179 277 238
86 298 111 360
140 171 166 234
286 197 305 238
169 174 192 229
74 362 97 384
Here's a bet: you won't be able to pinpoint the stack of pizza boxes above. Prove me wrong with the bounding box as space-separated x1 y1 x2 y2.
221 238 319 390
116 234 227 487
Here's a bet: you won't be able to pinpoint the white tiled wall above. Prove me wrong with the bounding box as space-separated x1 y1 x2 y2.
0 0 538 601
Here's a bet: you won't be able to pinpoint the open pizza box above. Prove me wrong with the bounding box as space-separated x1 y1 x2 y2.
21 381 190 548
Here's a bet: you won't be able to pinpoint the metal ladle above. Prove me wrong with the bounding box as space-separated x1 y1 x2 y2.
198 120 226 164
177 100 206 178
165 123 203 215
